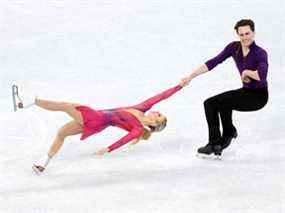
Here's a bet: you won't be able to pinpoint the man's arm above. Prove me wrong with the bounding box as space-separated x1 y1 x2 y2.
180 42 236 85
180 64 209 86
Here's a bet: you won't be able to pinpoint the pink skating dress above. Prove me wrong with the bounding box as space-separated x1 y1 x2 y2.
75 85 182 152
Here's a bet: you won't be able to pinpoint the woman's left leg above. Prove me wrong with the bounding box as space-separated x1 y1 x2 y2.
48 120 83 157
33 121 82 173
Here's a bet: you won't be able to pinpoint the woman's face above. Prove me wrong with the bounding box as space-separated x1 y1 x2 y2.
237 25 255 47
148 111 166 126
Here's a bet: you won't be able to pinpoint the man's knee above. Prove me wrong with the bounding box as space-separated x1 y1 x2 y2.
204 97 218 109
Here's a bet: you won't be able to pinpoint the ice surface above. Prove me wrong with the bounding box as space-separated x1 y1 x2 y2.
1 0 285 212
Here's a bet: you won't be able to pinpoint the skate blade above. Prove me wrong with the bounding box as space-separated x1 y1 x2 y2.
12 85 25 112
32 165 43 175
12 85 18 112
196 153 222 161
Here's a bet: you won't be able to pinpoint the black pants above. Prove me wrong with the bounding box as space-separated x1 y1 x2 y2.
204 87 268 144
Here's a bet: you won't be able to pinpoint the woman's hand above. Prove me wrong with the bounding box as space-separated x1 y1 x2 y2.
95 147 110 156
129 138 140 146
241 70 251 83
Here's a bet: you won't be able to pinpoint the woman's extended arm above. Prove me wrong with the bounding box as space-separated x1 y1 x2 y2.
95 128 144 155
132 85 183 112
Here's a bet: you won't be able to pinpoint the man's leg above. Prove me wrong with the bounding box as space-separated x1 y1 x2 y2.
197 95 225 156
217 88 268 150
203 96 222 144
220 109 236 136
198 87 268 155
198 89 245 155
220 109 238 149
218 90 240 146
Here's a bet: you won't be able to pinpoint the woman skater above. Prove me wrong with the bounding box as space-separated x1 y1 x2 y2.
14 81 186 173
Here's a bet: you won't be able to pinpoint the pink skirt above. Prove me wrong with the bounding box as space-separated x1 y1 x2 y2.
75 105 109 140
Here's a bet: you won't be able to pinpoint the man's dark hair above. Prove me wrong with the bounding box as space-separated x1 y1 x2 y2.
234 19 255 33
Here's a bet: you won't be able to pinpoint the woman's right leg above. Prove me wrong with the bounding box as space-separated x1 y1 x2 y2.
35 99 83 125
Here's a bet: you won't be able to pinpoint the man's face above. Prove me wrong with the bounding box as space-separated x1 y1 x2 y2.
237 25 255 47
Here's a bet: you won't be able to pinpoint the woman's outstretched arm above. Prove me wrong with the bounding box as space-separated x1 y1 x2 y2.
132 84 183 112
95 128 144 155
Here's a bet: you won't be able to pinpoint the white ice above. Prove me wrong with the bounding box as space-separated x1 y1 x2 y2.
1 0 285 212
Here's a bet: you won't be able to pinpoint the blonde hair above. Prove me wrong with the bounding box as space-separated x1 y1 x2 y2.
141 118 167 141
141 127 152 140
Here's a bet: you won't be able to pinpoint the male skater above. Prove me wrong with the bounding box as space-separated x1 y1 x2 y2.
181 19 269 156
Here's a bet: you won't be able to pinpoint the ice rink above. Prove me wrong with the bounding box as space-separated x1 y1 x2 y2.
1 0 285 212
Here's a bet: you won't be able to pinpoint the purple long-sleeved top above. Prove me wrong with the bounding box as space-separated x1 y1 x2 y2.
205 41 268 89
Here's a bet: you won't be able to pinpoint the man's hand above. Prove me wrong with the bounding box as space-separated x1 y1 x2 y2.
95 147 110 156
241 70 251 83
